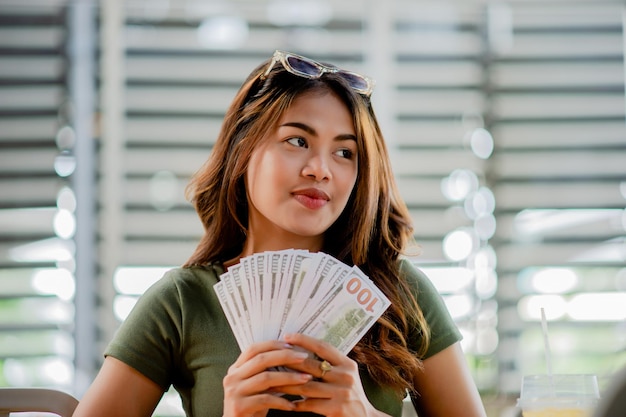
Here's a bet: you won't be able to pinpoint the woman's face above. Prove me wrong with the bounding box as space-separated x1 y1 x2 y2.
245 90 358 251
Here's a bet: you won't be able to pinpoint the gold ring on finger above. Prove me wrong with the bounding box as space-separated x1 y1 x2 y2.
319 360 333 378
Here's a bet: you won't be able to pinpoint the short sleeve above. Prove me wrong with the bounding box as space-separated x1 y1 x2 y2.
104 269 184 390
400 259 462 359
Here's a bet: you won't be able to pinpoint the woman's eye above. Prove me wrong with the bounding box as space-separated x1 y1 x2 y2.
335 149 354 159
286 137 307 148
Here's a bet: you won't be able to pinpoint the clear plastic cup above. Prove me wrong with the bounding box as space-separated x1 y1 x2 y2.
517 374 600 417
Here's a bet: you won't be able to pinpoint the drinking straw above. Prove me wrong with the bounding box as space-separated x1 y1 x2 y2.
540 307 553 376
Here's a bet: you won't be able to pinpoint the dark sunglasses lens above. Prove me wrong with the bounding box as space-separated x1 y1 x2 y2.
340 71 369 92
286 55 321 77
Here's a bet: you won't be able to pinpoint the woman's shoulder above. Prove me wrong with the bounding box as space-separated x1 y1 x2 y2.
146 263 224 296
396 257 446 308
166 263 223 281
397 257 430 285
397 257 463 357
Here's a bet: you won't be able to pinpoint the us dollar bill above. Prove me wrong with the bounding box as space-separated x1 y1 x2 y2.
213 250 390 353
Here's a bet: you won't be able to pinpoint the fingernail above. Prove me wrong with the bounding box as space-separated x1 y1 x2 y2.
294 351 309 359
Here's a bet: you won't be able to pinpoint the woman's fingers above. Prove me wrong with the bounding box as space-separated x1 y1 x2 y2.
223 391 297 415
223 341 316 416
273 379 332 398
224 335 374 417
224 340 313 397
282 333 351 379
231 341 310 380
227 364 311 395
232 340 298 366
283 333 342 363
276 334 378 417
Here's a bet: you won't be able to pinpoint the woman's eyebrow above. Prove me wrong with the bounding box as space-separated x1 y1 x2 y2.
280 122 357 141
280 122 315 135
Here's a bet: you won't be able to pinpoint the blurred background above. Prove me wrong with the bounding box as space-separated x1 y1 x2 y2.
0 0 625 416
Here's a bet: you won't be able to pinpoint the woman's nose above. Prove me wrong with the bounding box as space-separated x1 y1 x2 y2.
301 153 331 181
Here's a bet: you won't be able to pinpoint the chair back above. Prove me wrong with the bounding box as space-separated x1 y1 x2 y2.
0 388 78 417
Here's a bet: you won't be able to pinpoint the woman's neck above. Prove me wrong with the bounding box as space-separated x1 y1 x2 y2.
223 236 322 269
240 233 323 258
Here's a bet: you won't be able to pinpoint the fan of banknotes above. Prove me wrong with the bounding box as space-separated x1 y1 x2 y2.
213 249 390 354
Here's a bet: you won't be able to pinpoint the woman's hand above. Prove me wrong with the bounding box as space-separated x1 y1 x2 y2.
275 333 389 417
222 340 314 417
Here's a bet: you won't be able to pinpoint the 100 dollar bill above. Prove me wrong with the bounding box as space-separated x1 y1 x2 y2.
214 250 390 354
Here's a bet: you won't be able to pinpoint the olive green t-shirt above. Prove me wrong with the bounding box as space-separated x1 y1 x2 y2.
105 259 461 417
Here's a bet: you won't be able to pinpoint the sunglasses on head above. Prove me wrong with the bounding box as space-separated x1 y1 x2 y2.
261 50 375 97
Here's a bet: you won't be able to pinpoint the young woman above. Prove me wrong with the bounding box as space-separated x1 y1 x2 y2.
73 51 487 417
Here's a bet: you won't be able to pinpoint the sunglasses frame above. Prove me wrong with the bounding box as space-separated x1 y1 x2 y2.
261 50 374 97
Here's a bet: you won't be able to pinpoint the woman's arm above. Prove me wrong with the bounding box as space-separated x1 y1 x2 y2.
410 342 487 417
72 356 164 417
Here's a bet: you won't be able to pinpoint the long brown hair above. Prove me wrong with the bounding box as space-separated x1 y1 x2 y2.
184 56 430 396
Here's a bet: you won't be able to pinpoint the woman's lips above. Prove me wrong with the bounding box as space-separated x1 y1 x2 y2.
292 188 330 210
